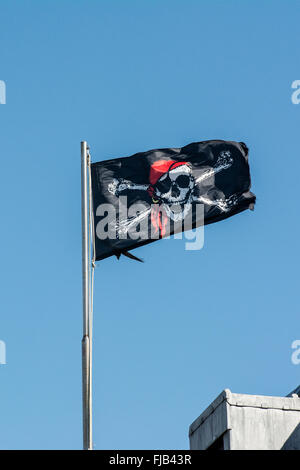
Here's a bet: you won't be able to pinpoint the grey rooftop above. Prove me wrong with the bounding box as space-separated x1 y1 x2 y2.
189 389 300 450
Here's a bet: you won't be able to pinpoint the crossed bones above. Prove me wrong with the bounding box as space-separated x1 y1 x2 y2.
107 151 238 236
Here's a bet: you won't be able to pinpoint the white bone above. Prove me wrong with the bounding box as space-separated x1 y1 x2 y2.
113 206 152 237
108 178 149 196
192 194 238 212
195 151 233 185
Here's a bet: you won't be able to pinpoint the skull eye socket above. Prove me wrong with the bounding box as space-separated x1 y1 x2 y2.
155 175 172 193
176 175 190 188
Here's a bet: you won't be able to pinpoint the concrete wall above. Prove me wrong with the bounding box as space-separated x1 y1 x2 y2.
189 389 300 450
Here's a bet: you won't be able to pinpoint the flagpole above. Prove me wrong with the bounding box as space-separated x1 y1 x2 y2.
81 141 93 450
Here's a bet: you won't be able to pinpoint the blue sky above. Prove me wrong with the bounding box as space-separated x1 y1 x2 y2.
1 0 300 450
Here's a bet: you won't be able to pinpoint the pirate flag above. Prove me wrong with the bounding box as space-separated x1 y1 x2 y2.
91 140 256 261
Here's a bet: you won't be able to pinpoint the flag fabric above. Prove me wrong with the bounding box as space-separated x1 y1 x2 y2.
91 140 256 261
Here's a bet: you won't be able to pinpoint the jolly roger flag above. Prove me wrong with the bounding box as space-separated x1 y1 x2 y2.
91 140 256 261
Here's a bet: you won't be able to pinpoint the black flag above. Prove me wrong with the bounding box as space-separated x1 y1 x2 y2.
91 140 256 261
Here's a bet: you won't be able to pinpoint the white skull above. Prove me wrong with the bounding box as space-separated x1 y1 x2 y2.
154 164 194 204
153 164 195 222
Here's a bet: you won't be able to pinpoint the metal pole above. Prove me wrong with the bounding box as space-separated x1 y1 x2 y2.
81 141 92 450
